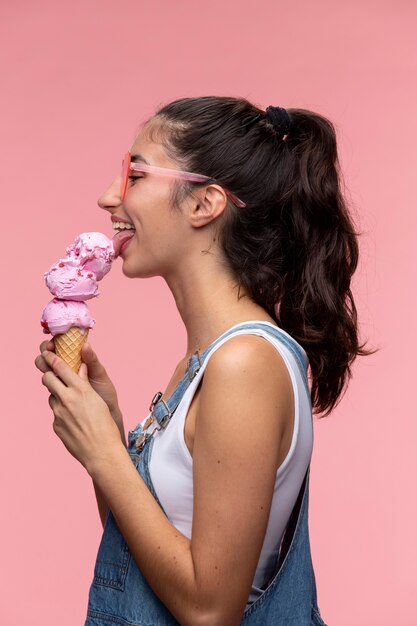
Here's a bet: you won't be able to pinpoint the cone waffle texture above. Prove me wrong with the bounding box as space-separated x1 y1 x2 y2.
54 327 89 372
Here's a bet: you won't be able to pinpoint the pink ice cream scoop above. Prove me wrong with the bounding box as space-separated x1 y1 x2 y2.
41 298 95 336
44 262 99 301
43 232 115 301
66 232 115 280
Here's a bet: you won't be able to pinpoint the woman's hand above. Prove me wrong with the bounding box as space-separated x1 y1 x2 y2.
36 339 120 413
35 339 125 442
38 349 124 473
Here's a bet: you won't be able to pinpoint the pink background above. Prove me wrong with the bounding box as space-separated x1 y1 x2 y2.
1 1 415 624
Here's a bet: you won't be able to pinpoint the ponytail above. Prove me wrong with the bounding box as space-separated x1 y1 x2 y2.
275 109 375 416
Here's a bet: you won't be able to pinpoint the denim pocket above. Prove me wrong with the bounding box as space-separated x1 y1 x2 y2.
92 510 132 591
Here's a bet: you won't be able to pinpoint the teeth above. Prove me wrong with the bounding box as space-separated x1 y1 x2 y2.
112 222 135 230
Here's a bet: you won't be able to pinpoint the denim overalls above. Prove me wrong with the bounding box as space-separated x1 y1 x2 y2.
85 321 327 625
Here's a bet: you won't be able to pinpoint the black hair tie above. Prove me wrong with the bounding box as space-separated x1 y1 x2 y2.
265 106 291 139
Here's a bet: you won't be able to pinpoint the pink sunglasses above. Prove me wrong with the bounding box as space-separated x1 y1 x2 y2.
121 151 246 208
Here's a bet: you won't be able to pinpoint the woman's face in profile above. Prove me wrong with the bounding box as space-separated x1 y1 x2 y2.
97 127 192 280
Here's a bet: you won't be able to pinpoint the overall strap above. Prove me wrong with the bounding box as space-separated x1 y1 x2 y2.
271 463 310 578
240 463 315 624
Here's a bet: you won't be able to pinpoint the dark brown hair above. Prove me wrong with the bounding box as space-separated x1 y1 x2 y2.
145 96 376 417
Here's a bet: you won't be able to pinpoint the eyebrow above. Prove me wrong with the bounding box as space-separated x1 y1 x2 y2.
131 153 150 165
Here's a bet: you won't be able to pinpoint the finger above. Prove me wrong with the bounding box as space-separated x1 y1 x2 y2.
42 369 69 399
39 338 55 353
78 362 89 380
48 393 57 410
82 342 102 366
42 350 82 389
81 342 107 376
36 339 56 373
34 354 52 373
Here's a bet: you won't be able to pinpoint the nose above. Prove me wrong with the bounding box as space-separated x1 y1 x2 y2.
97 176 123 214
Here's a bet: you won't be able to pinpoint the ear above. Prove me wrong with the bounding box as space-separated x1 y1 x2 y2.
190 183 228 227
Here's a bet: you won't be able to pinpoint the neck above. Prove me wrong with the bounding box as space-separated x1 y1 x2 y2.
164 261 273 361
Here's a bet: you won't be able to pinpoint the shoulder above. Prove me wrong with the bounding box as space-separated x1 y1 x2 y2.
198 333 294 448
205 332 293 397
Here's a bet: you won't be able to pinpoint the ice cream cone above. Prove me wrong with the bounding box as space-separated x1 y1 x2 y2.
54 327 89 372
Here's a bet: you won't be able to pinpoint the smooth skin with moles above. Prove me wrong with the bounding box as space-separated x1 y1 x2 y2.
35 120 294 626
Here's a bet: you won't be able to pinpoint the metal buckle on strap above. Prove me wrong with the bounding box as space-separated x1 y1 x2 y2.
135 431 151 453
135 390 174 453
149 391 163 412
153 398 172 431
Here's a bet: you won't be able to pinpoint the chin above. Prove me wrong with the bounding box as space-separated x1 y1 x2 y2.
121 262 141 279
121 258 158 280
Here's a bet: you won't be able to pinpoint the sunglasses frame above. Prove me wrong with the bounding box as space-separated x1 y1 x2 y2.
121 151 246 208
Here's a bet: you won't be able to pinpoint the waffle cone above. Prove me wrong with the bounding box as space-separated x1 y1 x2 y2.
54 327 89 372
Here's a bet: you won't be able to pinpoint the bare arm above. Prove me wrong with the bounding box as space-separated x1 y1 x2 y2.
35 339 129 529
87 335 293 626
93 406 127 528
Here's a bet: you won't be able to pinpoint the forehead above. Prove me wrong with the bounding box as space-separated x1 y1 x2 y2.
129 121 175 168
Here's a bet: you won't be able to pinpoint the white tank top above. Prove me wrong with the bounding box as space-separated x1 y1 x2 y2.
148 322 314 604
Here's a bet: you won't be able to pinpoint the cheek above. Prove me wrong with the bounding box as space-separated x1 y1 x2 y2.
126 187 172 223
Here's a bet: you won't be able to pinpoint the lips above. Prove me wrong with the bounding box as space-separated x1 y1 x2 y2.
112 230 135 257
111 216 134 225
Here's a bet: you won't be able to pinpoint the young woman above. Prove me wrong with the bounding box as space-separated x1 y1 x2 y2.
36 96 371 625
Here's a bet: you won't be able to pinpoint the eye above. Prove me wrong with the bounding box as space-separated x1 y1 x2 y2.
128 175 144 181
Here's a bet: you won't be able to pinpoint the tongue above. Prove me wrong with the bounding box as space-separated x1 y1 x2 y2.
112 230 135 257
